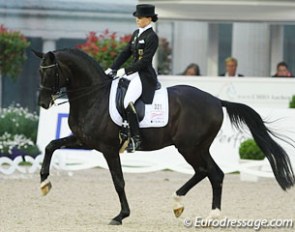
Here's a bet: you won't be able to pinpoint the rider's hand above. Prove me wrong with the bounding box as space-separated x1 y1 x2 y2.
116 68 126 78
105 68 117 79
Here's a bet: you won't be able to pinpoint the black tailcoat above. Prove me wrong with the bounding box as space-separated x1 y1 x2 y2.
111 28 159 103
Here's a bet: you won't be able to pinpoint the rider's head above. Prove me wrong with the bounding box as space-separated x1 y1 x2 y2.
133 4 158 28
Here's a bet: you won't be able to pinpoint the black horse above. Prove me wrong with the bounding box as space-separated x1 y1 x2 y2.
34 48 295 225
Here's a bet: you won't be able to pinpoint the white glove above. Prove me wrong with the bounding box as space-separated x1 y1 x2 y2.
105 68 112 75
117 68 126 78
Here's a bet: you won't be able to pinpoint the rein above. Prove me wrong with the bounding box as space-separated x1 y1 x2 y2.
39 62 110 106
57 82 109 106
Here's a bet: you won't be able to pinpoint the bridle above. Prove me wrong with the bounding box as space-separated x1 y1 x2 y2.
40 63 64 94
39 61 70 105
39 60 110 106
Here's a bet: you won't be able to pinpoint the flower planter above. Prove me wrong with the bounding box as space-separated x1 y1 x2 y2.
0 147 38 160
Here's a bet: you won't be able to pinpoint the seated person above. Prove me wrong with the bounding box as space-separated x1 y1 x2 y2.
272 61 294 77
181 63 201 76
219 57 244 77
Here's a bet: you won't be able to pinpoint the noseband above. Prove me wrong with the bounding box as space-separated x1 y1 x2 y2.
39 63 62 94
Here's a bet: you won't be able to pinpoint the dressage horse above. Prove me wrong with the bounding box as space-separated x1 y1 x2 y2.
34 48 295 225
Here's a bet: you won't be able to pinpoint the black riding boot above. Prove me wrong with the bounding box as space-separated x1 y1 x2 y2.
126 102 142 153
119 111 130 153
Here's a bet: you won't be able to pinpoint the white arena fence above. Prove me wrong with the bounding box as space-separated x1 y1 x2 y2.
1 77 295 180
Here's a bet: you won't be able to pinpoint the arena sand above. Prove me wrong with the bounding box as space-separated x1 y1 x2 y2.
1 168 294 232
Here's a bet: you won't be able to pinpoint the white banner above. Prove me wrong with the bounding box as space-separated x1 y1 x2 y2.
159 76 295 109
3 77 295 176
35 101 295 176
0 76 295 177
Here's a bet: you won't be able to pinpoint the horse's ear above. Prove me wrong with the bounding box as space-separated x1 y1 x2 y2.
47 51 56 62
32 49 44 58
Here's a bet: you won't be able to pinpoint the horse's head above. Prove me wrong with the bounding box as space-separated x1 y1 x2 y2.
33 50 69 109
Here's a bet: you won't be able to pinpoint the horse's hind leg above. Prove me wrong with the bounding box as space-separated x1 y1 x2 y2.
173 148 208 217
206 155 224 219
173 149 224 219
40 135 86 196
173 171 207 217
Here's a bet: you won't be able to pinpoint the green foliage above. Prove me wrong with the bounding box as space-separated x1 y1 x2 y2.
289 95 295 108
78 29 132 70
0 105 39 142
0 24 30 79
0 133 40 156
157 37 172 75
239 139 265 160
0 105 40 157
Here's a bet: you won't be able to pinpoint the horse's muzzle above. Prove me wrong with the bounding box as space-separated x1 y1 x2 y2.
38 92 53 109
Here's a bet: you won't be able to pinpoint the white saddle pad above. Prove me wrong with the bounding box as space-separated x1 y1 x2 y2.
109 78 169 128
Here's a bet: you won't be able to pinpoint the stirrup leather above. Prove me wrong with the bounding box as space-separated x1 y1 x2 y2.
119 120 129 153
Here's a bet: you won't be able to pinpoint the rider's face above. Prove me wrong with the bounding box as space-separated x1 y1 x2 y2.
136 17 152 28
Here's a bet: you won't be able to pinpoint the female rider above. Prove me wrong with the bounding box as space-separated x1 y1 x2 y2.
105 4 159 153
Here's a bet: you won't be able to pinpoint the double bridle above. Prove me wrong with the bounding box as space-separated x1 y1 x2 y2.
39 61 110 106
40 63 64 93
39 62 69 105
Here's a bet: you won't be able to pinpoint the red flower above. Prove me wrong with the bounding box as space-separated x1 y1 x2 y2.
88 31 98 43
0 24 30 78
120 34 132 43
77 28 132 69
0 24 8 33
110 32 116 40
104 29 109 35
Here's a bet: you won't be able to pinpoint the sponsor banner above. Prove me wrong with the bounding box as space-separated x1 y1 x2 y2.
159 76 295 109
37 99 295 174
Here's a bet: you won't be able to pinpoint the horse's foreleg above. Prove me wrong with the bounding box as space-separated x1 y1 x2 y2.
40 135 84 196
104 154 130 225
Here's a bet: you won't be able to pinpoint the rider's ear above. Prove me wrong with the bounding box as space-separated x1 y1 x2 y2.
32 49 44 58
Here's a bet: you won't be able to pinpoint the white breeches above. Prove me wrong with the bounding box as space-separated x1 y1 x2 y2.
123 72 142 109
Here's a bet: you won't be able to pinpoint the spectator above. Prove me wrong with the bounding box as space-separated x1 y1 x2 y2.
220 57 244 77
272 62 294 77
182 63 201 76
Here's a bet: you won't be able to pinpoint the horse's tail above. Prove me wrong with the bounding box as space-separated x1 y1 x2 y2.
221 100 295 190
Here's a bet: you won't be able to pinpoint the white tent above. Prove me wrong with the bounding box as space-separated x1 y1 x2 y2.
139 0 295 22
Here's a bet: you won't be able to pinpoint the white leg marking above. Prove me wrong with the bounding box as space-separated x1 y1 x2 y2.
206 208 222 220
172 192 184 209
172 192 185 217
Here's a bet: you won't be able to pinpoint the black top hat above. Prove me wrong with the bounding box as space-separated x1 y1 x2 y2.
133 4 158 22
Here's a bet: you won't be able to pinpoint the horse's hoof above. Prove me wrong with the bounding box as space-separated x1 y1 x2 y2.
40 179 52 196
173 207 184 218
172 192 184 217
108 219 122 225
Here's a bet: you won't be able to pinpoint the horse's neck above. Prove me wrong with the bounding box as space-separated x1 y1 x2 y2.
67 74 111 119
58 51 111 117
